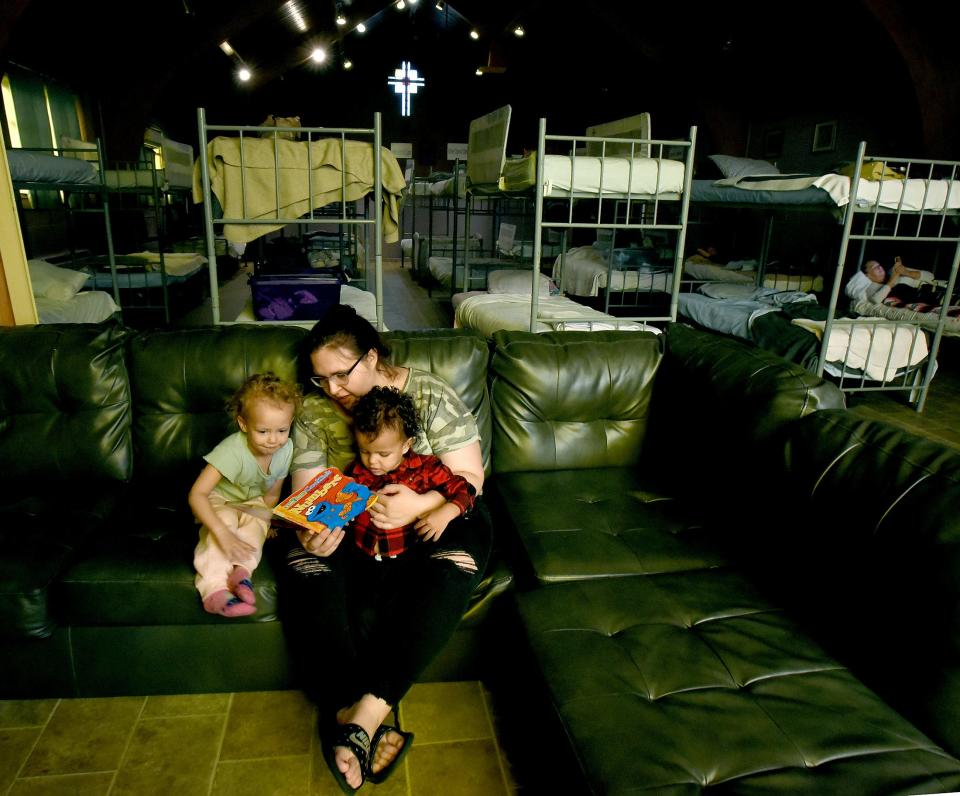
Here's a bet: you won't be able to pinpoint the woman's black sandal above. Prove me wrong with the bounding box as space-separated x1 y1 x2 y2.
366 724 415 784
322 723 371 793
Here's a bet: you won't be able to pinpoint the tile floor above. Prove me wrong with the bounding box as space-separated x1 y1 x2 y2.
0 683 516 795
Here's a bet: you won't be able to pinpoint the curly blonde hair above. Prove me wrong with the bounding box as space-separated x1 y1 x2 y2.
227 372 302 420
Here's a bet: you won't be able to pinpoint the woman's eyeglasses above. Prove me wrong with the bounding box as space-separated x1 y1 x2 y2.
310 351 367 390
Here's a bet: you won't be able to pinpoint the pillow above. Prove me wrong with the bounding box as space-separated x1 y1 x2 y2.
60 135 99 164
708 154 780 179
28 259 89 301
487 269 559 296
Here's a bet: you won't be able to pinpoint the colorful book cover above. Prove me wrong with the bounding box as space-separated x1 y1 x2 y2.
273 467 377 533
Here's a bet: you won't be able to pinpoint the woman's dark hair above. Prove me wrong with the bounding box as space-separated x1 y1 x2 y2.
353 386 422 440
297 304 392 390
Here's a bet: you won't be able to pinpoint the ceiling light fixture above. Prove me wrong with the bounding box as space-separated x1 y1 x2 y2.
219 40 235 56
356 22 366 32
311 47 326 63
469 29 479 40
396 0 405 9
475 68 482 76
283 0 308 32
344 59 353 70
435 0 445 8
238 67 252 82
513 24 525 37
336 12 346 25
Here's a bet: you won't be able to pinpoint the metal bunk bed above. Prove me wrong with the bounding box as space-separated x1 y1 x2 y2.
818 143 960 412
9 139 197 325
526 117 697 331
195 108 405 330
451 106 697 336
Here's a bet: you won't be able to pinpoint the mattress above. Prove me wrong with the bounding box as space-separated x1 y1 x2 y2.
428 255 514 289
717 173 960 212
553 247 673 297
499 153 685 197
35 290 119 324
454 292 653 338
7 150 99 185
690 179 833 205
682 259 824 293
86 252 206 289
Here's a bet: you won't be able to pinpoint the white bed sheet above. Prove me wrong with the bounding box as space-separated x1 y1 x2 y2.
454 292 654 338
35 290 119 323
553 247 673 297
541 155 685 197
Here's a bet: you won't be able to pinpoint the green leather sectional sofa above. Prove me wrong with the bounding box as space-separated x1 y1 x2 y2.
2 321 960 793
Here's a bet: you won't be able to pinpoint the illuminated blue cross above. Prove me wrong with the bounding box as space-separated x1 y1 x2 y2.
387 61 424 117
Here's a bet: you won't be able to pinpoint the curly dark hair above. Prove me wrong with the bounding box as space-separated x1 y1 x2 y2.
226 372 302 420
352 386 422 440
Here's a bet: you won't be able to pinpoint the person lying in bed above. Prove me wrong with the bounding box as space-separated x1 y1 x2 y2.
846 257 935 305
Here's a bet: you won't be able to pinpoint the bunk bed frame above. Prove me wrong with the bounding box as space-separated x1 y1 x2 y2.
819 142 960 412
195 108 403 330
10 139 198 325
450 106 697 336
527 118 697 330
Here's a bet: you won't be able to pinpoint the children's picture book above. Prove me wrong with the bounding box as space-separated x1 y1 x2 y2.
273 467 377 533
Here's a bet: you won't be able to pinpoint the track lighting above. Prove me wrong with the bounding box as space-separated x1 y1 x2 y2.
469 29 479 40
356 22 366 32
435 0 445 8
336 12 346 25
513 24 525 37
237 67 252 82
344 59 353 70
311 47 326 63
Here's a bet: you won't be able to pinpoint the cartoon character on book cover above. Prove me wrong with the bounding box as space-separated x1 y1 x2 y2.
274 467 376 532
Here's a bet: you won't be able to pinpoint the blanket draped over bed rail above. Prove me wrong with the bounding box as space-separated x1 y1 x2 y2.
192 137 406 244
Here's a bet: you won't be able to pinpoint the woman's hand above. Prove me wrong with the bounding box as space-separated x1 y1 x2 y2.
296 526 344 557
369 484 442 529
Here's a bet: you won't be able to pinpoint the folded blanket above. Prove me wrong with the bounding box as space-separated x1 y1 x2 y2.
193 137 406 244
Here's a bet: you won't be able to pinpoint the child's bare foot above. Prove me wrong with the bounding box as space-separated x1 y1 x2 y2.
227 566 256 605
203 589 255 617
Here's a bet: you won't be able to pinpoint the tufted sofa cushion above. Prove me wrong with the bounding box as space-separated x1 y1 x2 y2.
642 323 845 501
517 575 960 793
0 324 131 638
490 330 662 473
386 328 492 473
745 408 960 760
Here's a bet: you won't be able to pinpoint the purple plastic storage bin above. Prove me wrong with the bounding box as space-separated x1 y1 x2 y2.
250 275 342 321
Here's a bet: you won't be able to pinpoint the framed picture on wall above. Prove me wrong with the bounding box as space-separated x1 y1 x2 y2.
812 121 837 153
763 129 784 159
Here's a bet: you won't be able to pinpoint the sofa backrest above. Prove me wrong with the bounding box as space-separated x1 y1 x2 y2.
385 328 492 474
128 325 305 503
126 325 492 502
642 323 845 499
0 325 132 487
771 408 960 759
490 330 663 473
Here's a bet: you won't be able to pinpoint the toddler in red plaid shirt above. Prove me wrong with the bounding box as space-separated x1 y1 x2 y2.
348 386 476 559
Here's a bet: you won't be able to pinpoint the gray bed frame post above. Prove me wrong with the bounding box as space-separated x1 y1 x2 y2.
530 117 547 331
197 107 221 325
373 112 384 331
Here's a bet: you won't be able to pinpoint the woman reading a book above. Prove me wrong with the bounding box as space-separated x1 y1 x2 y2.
273 304 490 792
